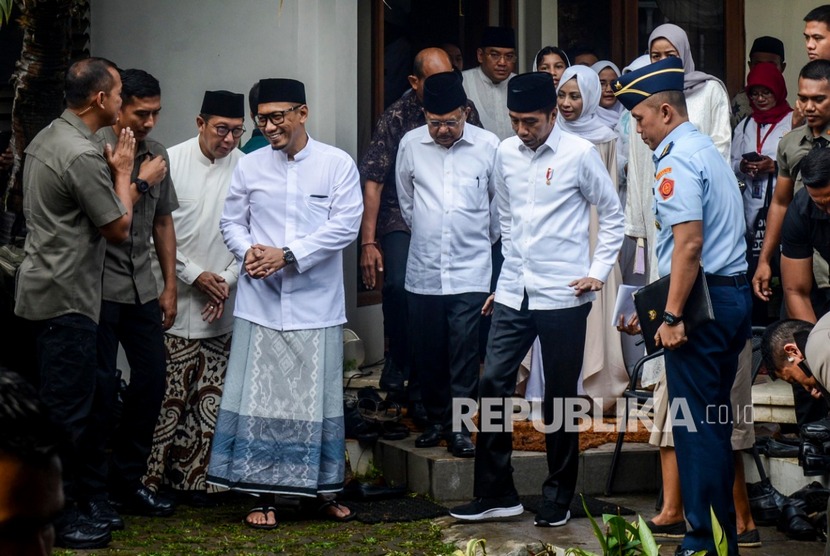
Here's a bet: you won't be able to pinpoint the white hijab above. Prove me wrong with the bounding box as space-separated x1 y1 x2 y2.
590 60 624 130
555 65 617 144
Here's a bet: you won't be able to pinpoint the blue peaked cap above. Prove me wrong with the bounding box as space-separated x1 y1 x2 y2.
612 57 685 111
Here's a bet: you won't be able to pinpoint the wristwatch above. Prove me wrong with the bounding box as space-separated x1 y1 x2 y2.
134 178 150 194
282 247 296 265
663 311 683 326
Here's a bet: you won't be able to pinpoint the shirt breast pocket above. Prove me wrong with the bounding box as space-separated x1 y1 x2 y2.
456 178 487 212
301 194 330 229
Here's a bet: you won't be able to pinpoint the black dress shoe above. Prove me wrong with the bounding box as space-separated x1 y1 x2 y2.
85 498 124 530
113 486 175 517
777 499 816 541
415 424 444 447
448 432 475 458
801 417 830 442
55 508 112 549
766 439 800 458
790 481 830 514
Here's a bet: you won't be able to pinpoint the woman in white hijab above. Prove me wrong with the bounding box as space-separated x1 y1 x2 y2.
525 65 627 414
591 60 625 131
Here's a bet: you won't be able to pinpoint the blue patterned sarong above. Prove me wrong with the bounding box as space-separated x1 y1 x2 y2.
206 319 345 496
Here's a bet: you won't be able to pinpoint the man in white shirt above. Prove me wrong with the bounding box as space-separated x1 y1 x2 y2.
462 26 517 140
396 72 500 458
450 72 624 527
144 90 245 503
207 78 363 528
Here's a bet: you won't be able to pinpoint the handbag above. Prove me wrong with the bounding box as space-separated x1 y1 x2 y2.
633 265 715 354
745 171 774 277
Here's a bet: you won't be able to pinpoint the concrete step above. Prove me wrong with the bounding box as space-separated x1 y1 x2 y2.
373 436 660 502
742 450 830 495
752 379 796 424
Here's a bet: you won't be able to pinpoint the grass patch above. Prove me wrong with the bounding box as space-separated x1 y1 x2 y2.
54 498 457 555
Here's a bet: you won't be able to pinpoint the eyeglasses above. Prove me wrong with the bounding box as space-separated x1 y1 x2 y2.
209 123 246 138
254 105 304 128
486 50 516 63
749 89 774 99
427 119 462 129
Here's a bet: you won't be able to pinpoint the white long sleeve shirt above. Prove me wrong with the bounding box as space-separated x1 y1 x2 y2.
220 136 363 331
165 136 242 339
396 123 500 295
495 125 624 311
462 67 517 141
731 115 791 231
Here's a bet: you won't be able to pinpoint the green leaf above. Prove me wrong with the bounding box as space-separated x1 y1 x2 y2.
637 515 660 556
581 494 609 554
710 506 728 556
0 0 12 26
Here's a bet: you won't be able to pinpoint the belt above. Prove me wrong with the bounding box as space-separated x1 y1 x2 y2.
705 273 749 287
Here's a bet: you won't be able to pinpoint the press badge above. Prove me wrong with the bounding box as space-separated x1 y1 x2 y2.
751 181 762 200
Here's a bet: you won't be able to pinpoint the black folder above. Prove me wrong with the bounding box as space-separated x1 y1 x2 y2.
634 267 715 354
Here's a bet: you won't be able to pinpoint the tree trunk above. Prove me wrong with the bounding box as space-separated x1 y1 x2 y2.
5 0 77 216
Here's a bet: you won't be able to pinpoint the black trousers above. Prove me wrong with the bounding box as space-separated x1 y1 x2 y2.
34 313 100 504
408 291 487 431
94 299 167 494
473 295 590 510
380 231 419 397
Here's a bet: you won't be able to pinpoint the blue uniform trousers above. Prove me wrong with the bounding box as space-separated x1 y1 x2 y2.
665 282 751 556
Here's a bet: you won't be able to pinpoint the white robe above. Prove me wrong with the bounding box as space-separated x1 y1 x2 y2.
462 66 516 141
163 136 243 339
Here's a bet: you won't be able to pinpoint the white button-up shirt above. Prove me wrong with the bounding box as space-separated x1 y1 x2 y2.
495 125 624 311
396 123 500 295
220 136 363 331
165 136 242 339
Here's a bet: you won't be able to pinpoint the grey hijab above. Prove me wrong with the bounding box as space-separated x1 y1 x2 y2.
648 23 720 94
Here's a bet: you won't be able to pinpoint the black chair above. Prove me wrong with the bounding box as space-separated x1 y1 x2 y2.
604 348 664 496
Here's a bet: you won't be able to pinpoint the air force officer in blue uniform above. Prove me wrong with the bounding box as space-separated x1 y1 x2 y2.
614 57 751 556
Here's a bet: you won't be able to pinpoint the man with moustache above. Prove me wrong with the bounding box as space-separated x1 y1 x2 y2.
207 78 363 528
143 90 245 503
360 48 481 419
395 72 499 457
462 26 517 140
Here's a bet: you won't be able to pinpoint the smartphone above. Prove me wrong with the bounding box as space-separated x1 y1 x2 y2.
0 130 10 152
742 151 763 162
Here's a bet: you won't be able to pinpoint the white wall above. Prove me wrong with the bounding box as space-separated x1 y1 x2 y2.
91 0 385 365
744 1 815 106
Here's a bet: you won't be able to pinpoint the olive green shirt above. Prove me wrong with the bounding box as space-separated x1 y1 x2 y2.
777 122 830 192
777 122 830 288
15 110 126 323
97 127 179 304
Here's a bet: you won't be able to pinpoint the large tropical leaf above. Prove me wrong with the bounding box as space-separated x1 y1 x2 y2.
0 0 13 26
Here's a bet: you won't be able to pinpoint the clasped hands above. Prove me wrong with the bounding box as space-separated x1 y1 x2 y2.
245 244 287 279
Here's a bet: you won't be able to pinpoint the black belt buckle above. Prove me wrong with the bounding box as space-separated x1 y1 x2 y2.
705 273 748 287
